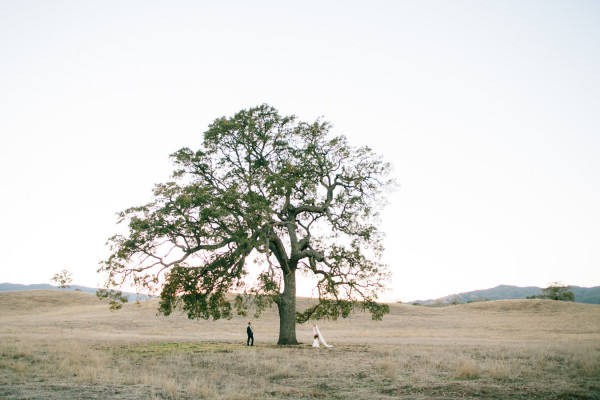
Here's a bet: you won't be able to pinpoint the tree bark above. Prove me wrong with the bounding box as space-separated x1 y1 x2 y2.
277 271 298 345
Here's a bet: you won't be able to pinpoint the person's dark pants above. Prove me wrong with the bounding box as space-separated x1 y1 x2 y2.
247 334 254 346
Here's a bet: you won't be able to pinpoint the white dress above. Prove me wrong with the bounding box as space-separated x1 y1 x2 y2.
312 325 332 348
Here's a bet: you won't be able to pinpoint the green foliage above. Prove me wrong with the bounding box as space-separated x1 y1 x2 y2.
527 282 575 302
296 299 390 323
158 266 233 320
99 104 393 337
467 298 489 303
96 288 128 310
51 269 73 289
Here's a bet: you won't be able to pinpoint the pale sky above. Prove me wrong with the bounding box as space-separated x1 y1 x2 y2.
1 1 599 302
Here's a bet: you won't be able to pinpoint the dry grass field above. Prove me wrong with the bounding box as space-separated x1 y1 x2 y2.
0 290 599 399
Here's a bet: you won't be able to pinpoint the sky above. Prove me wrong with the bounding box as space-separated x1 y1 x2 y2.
1 0 599 302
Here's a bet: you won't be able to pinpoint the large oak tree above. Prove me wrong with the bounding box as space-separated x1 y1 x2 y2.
99 105 394 345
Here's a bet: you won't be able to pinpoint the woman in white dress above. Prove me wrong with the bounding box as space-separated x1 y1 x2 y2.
312 323 332 348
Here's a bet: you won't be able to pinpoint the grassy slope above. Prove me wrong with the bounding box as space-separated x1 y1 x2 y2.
1 290 599 399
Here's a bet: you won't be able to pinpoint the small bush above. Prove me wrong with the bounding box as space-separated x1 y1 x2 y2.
455 358 480 379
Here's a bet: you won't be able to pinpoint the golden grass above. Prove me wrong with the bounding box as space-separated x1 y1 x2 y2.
1 290 599 399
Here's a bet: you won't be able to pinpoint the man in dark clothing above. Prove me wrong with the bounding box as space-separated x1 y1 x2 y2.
247 322 254 346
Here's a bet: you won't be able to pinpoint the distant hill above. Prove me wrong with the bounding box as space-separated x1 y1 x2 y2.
0 283 151 302
409 284 600 305
571 286 600 304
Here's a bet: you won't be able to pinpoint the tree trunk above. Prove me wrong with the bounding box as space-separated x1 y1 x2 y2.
277 271 298 345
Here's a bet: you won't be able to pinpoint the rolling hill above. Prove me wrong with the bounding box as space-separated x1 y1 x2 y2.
3 282 599 305
409 284 600 305
1 289 598 400
0 283 151 301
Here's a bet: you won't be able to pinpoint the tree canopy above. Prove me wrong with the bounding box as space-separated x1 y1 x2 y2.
52 269 73 289
527 282 575 302
99 104 394 344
